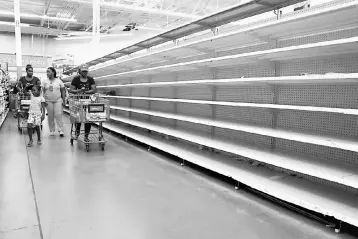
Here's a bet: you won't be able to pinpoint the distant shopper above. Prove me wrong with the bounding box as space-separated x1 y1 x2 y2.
17 64 41 94
42 67 66 137
27 85 46 147
69 64 96 142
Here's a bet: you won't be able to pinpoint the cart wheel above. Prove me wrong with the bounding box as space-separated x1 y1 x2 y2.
101 144 105 151
70 139 74 145
86 144 90 152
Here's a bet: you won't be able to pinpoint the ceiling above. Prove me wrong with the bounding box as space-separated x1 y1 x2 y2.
0 0 243 37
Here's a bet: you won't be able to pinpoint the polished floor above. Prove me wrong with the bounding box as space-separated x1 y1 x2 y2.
0 115 356 239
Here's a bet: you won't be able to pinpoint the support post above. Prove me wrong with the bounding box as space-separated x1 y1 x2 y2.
92 0 100 58
14 0 22 79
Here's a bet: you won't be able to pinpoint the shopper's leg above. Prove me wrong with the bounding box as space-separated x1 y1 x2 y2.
54 100 64 133
46 102 55 132
75 123 81 137
27 123 33 146
35 126 41 144
84 123 91 139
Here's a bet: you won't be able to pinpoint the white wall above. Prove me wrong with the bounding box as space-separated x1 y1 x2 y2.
0 33 48 56
48 30 155 65
0 33 50 80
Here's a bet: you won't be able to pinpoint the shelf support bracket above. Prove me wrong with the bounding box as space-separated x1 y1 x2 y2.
148 75 153 124
210 68 218 138
211 27 219 36
173 72 179 129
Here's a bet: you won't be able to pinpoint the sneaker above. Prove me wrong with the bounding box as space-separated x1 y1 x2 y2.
50 131 55 136
37 140 42 145
27 140 33 147
59 131 64 137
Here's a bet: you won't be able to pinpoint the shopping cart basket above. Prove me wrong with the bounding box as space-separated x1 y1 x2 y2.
15 93 31 134
69 94 110 151
15 92 43 134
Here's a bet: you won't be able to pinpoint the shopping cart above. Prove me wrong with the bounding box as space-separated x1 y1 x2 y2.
15 93 31 134
15 92 43 134
69 94 110 151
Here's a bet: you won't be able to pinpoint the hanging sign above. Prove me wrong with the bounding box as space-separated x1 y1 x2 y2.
0 54 51 68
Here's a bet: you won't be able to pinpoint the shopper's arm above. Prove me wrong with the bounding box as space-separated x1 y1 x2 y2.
41 102 46 121
84 84 96 94
69 84 82 94
60 87 66 106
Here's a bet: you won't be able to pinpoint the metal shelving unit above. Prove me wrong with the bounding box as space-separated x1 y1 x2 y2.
0 68 9 129
67 0 358 230
63 0 305 76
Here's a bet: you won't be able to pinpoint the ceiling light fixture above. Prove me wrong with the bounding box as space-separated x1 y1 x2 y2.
0 10 77 22
55 33 133 40
71 0 200 19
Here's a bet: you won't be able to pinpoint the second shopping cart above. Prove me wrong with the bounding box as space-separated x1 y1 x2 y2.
68 94 110 151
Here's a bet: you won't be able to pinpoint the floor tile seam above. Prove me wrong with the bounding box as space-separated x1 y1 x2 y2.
23 135 44 239
0 224 39 234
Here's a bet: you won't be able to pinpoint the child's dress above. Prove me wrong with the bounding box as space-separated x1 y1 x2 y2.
28 96 45 126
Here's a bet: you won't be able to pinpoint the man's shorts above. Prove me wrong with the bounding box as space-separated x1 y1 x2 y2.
28 112 42 126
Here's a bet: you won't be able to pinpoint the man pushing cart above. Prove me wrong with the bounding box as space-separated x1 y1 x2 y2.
69 64 109 151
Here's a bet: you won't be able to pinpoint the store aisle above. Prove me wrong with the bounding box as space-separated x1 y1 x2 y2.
0 116 41 238
1 115 356 239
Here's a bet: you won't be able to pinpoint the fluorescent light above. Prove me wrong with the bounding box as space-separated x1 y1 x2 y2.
0 10 77 22
55 33 133 40
102 1 199 19
71 0 200 19
0 21 30 27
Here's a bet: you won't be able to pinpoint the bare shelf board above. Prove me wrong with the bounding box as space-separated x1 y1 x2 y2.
108 114 358 188
96 73 358 88
103 95 358 115
99 121 358 227
110 106 358 153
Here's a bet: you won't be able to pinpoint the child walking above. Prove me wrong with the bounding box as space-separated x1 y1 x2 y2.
27 85 46 147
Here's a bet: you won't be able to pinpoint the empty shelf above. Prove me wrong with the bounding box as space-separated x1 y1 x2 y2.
95 36 358 79
104 95 358 115
111 106 358 153
99 121 358 227
87 1 358 78
108 114 358 188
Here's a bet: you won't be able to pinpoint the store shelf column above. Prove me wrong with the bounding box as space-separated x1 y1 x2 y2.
13 0 22 78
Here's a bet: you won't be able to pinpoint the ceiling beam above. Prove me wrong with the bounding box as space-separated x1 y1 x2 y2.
63 4 84 30
41 0 53 26
0 10 77 22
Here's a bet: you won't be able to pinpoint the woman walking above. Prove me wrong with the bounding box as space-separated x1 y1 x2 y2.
17 64 41 94
42 67 66 137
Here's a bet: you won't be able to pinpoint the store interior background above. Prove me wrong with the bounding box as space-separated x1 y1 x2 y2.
0 28 156 80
